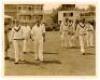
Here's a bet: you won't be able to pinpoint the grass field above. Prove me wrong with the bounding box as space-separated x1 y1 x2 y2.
5 31 95 76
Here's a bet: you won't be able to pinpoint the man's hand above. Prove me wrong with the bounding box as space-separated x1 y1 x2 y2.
31 38 34 41
30 35 34 41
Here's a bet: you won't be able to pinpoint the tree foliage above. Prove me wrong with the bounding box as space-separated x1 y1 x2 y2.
87 5 96 11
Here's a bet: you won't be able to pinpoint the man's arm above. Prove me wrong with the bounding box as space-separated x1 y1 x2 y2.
30 34 34 41
60 24 63 35
43 33 45 42
10 28 14 43
42 25 46 42
30 27 35 41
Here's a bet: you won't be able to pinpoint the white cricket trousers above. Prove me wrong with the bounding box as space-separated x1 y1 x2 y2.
34 39 43 61
86 31 94 47
23 39 28 52
79 35 85 53
67 35 74 47
61 31 69 48
71 35 76 47
13 40 24 62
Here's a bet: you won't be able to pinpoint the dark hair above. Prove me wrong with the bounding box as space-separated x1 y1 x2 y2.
65 18 69 22
69 19 73 23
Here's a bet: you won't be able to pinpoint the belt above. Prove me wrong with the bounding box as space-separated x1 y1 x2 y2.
13 39 24 40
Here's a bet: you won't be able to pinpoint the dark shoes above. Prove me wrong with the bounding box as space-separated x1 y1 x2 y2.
82 53 85 55
14 59 25 64
35 59 44 64
23 52 27 54
14 62 19 64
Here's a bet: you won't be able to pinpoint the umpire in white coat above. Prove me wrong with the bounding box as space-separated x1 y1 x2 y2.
11 21 24 64
31 20 46 62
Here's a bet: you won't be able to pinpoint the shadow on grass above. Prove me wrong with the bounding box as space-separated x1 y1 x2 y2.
22 60 61 65
68 47 80 49
24 52 58 54
19 60 62 65
85 53 95 55
8 58 61 65
23 60 40 65
43 60 61 64
44 52 58 54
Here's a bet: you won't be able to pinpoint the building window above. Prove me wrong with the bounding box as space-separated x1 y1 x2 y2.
23 6 27 10
70 13 73 16
29 15 31 20
41 6 43 10
63 13 66 17
63 12 73 17
32 6 34 11
28 6 31 11
18 6 21 10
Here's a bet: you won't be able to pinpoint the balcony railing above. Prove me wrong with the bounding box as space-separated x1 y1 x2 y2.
17 10 44 15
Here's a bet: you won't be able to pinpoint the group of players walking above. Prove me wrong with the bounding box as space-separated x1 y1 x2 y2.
5 20 45 64
4 18 95 64
60 18 95 55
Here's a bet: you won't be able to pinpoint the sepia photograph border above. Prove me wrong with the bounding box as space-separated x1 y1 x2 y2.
0 0 99 80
